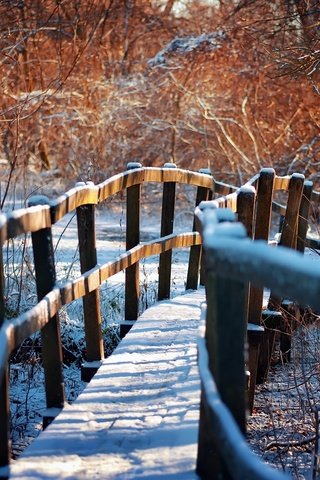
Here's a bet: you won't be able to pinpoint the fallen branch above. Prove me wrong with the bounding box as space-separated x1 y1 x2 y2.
266 435 316 450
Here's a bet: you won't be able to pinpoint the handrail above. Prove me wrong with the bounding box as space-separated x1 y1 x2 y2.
198 335 288 480
195 204 320 479
2 166 318 240
0 231 200 379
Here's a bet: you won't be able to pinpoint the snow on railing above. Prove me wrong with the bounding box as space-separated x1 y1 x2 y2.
195 203 320 479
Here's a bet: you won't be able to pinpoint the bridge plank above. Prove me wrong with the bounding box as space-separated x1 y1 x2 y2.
9 290 204 479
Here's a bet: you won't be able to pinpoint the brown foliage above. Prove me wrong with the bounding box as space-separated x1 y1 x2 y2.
0 0 319 201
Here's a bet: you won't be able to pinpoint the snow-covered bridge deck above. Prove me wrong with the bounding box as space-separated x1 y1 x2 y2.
10 289 204 480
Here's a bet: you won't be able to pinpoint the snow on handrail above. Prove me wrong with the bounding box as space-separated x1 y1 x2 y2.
199 206 320 311
195 205 320 479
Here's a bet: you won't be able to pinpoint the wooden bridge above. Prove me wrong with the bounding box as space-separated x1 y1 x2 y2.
0 164 319 479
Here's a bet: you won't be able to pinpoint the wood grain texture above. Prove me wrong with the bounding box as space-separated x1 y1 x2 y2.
51 184 99 222
77 203 104 362
1 169 318 242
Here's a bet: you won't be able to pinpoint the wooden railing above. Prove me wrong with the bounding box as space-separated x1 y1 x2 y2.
0 164 319 477
195 204 320 479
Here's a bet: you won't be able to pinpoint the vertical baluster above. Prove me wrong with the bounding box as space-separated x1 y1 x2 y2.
236 186 263 401
237 186 255 239
269 174 305 367
186 168 211 291
76 182 104 382
199 175 213 287
297 180 313 253
122 162 142 338
158 163 177 301
257 174 305 385
0 228 9 473
268 173 305 310
0 368 9 476
197 206 247 479
28 196 65 428
247 168 275 412
277 173 305 251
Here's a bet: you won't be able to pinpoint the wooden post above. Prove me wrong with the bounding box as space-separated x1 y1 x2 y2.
237 186 258 394
158 163 177 301
197 208 247 479
248 168 275 295
0 369 9 475
277 173 305 251
123 162 142 337
269 173 305 293
186 168 211 291
258 174 305 384
247 168 275 412
28 195 65 427
0 229 9 473
297 180 313 253
206 274 247 431
76 182 104 382
237 186 255 239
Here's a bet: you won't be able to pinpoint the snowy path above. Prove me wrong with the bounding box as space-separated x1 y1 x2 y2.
10 289 204 480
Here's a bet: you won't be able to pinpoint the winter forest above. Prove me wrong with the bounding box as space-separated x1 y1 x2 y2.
0 0 319 196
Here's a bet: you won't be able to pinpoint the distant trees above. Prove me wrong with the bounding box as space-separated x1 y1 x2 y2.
0 0 319 204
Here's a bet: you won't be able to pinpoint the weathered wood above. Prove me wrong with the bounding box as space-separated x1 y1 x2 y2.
98 167 213 203
274 175 290 191
237 186 256 239
28 196 65 425
201 223 320 315
6 204 51 239
258 174 305 384
236 186 256 320
205 273 247 433
237 186 257 398
197 305 228 479
1 169 315 241
51 183 99 223
213 179 237 196
197 335 288 480
158 164 177 300
0 232 201 358
278 173 305 250
279 300 298 364
76 183 104 381
197 223 247 478
186 169 211 290
125 163 142 326
297 180 313 253
246 168 275 411
268 173 305 310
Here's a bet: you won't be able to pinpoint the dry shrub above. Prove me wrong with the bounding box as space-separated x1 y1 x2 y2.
0 0 319 203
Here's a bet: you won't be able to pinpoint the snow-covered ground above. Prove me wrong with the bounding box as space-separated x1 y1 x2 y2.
9 290 204 480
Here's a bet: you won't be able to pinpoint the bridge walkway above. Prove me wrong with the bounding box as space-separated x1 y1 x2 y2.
10 289 205 480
